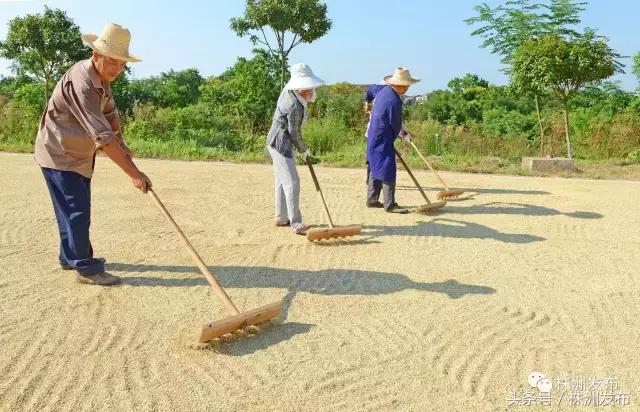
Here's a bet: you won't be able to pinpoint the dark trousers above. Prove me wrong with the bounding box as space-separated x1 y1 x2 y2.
41 167 104 275
366 162 370 186
367 173 396 210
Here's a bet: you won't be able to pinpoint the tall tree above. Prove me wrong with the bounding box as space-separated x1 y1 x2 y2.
465 0 545 62
511 32 621 159
540 0 586 37
466 0 587 153
199 49 280 135
128 69 204 109
230 0 332 90
0 6 89 105
466 1 547 150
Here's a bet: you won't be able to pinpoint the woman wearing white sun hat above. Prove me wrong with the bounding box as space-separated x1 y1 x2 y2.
266 63 326 235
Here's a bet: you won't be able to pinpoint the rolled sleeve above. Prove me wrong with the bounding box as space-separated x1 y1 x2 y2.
67 83 116 148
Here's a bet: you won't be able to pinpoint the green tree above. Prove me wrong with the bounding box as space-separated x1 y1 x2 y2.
447 74 490 122
110 74 134 115
199 49 280 137
540 0 586 37
313 83 366 129
466 0 587 153
465 0 546 62
0 6 89 106
128 68 204 108
12 82 46 113
448 73 489 96
570 82 633 116
230 0 332 90
511 32 621 158
466 1 546 148
0 74 34 98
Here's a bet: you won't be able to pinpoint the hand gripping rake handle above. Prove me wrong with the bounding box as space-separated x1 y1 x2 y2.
148 188 240 315
306 159 335 228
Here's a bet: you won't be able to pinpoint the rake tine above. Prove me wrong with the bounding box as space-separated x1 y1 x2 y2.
306 159 362 242
148 189 284 343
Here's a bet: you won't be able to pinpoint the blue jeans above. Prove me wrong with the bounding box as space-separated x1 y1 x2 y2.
41 167 104 275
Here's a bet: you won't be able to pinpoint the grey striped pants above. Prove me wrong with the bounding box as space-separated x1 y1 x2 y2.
268 146 303 228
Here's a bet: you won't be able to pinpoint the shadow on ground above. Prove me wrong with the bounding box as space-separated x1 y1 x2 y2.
364 218 545 244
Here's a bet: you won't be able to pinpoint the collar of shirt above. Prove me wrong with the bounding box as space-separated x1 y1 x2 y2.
82 59 106 91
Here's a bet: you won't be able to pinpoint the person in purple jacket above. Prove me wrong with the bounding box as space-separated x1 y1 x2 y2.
364 67 420 213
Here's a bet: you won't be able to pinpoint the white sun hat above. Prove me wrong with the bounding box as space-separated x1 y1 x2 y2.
284 63 326 90
384 67 421 86
82 23 142 63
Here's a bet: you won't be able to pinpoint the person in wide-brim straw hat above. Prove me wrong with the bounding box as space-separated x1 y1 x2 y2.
266 63 326 235
34 23 150 286
82 23 142 62
363 67 421 214
384 66 421 86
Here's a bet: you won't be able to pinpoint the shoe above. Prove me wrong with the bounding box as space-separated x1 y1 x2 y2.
366 201 384 208
292 223 310 235
274 220 290 227
386 203 409 214
75 271 121 286
60 257 106 271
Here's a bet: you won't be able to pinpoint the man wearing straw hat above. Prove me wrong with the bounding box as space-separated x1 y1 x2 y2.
34 23 151 286
364 67 420 213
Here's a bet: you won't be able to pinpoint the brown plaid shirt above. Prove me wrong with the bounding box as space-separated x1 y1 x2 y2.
34 59 119 178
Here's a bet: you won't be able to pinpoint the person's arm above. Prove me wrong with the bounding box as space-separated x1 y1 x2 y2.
287 101 307 155
388 100 404 141
67 84 150 192
365 84 385 103
364 84 387 114
104 87 133 157
107 116 133 157
101 140 152 192
364 86 374 114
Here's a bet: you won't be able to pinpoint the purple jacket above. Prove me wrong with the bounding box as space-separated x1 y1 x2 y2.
365 84 403 182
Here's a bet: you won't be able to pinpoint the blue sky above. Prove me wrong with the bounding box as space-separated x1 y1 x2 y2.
0 0 638 94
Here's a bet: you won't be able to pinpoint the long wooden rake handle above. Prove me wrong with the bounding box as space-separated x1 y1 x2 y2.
148 188 240 315
306 159 335 228
394 148 433 205
409 141 450 191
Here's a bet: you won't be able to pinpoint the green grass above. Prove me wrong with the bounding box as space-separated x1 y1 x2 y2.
3 136 639 180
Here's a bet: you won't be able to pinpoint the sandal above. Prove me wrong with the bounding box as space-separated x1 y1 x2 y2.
292 223 310 235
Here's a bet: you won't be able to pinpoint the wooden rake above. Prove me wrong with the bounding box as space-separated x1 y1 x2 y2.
305 159 362 242
408 141 465 200
395 148 447 214
148 189 283 343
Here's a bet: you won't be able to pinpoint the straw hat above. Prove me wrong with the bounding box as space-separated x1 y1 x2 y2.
284 63 325 90
384 67 420 86
82 23 142 63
